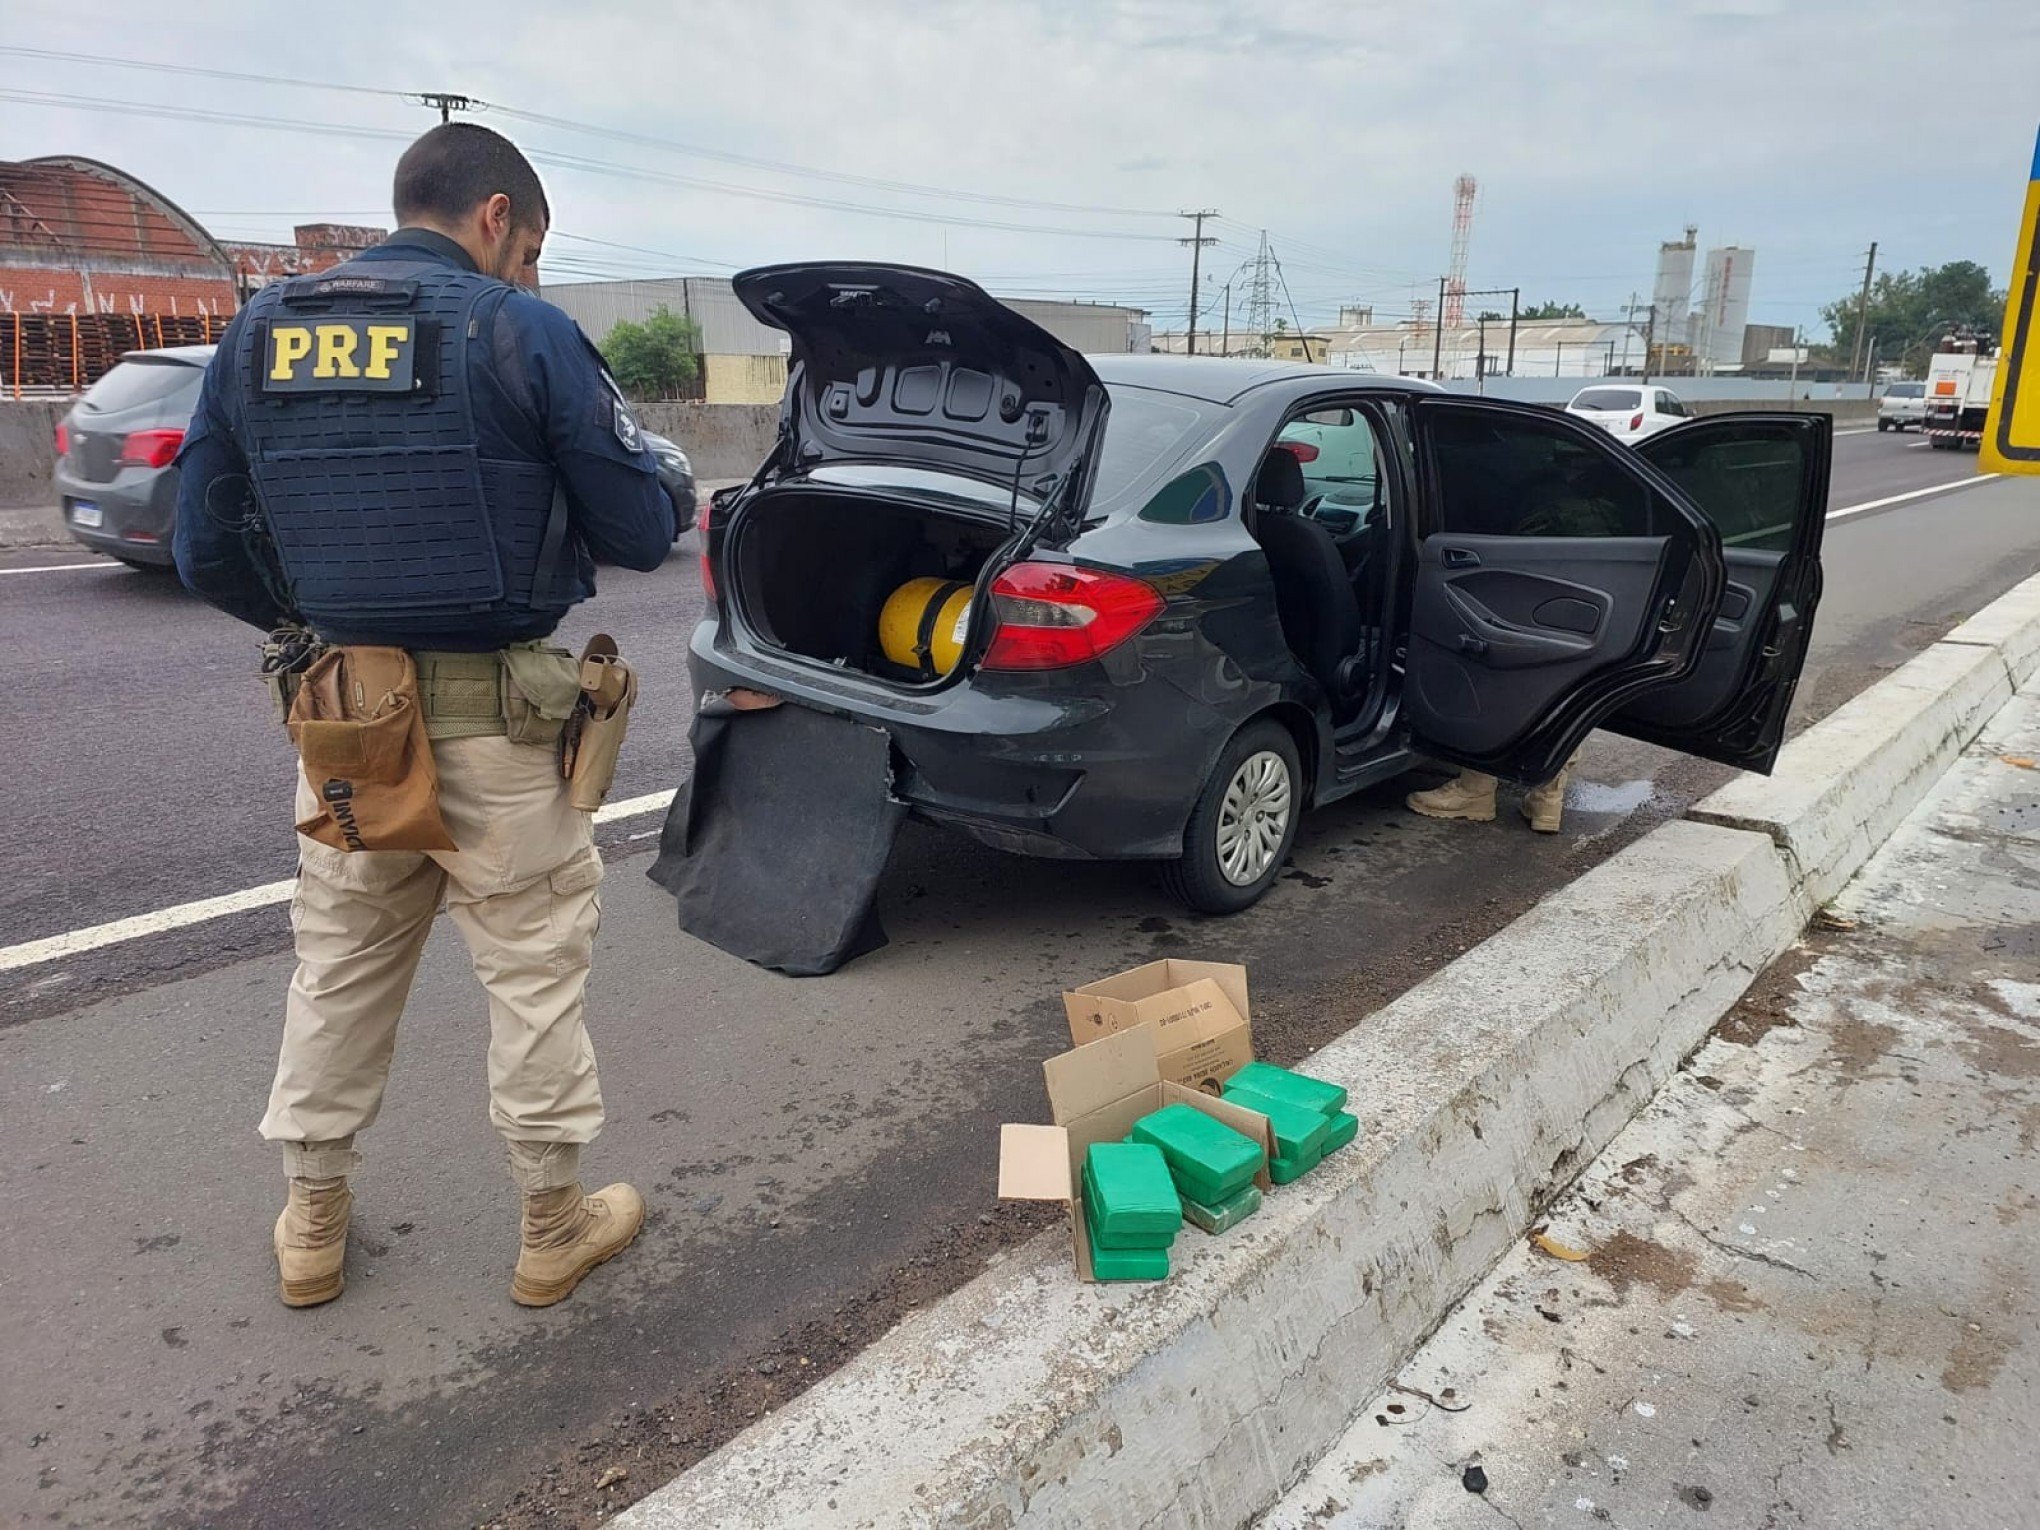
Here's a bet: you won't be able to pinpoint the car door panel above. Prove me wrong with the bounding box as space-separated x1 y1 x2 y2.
1614 549 1782 730
1607 413 1828 772
1400 395 1725 783
1409 535 1667 756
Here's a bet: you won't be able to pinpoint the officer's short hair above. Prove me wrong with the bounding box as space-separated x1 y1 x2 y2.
394 124 552 232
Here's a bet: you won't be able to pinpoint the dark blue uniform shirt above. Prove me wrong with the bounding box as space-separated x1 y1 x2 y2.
174 228 675 645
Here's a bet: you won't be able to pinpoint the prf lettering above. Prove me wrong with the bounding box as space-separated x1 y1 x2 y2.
269 322 410 382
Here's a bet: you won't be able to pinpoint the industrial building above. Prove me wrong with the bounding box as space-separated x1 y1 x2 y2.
1319 317 1643 380
0 155 383 393
539 275 1152 404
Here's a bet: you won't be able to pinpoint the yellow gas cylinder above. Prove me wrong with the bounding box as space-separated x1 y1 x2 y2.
879 577 973 679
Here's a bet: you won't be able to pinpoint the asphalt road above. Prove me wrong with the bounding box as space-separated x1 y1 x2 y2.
2 429 2036 1528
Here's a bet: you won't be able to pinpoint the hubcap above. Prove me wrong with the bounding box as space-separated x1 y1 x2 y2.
1215 749 1293 887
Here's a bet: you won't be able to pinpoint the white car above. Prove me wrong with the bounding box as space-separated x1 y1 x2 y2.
1564 384 1691 442
1877 381 1927 432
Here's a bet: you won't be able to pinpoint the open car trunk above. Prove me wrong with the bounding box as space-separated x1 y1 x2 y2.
728 483 1023 685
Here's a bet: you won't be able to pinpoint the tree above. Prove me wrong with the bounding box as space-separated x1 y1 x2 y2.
1479 301 1585 322
1820 261 2005 377
600 306 703 399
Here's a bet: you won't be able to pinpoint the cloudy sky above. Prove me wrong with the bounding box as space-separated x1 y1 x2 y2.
5 0 2036 339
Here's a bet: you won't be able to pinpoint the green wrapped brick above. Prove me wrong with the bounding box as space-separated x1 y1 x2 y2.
1082 1192 1169 1280
1269 1147 1321 1185
1180 1183 1262 1235
1324 1110 1360 1153
1227 1060 1347 1117
1082 1142 1181 1249
1130 1103 1264 1204
1221 1082 1333 1162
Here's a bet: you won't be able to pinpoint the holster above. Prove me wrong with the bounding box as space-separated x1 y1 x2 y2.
561 633 637 813
287 647 458 853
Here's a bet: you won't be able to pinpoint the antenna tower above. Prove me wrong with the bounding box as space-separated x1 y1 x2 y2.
1240 231 1280 357
1442 173 1477 326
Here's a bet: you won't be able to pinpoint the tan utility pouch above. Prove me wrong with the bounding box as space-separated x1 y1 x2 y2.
562 633 637 812
499 643 582 747
287 647 458 853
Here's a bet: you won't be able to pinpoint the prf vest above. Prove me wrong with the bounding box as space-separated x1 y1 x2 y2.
234 256 572 639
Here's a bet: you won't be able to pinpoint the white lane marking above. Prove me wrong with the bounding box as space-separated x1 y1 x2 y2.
0 787 677 974
1827 474 2000 523
0 560 115 576
0 468 2017 977
1831 426 1879 437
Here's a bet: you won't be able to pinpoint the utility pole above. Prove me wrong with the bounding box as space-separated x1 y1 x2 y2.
1432 275 1447 379
1506 287 1519 376
1640 302 1656 386
1179 210 1218 355
1788 326 1802 404
1847 240 1878 384
1477 314 1488 394
1220 278 1232 357
415 92 476 123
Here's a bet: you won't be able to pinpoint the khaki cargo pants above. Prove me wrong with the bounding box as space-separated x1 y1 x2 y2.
260 732 605 1193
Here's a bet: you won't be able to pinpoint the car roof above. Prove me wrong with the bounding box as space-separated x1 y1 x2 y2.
117 345 217 365
1090 352 1442 406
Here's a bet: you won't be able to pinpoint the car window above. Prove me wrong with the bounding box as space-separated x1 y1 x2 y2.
1657 392 1688 417
1887 382 1923 398
78 358 204 414
1278 407 1381 510
1092 389 1213 509
1428 408 1662 538
1571 388 1642 412
1646 431 1806 553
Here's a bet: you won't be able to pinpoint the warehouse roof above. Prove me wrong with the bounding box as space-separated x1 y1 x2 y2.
0 155 232 277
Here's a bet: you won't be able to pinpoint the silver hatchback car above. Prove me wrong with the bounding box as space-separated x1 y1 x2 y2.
53 345 213 568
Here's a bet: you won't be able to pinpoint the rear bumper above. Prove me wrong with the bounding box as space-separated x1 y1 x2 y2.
53 464 178 565
687 619 1230 861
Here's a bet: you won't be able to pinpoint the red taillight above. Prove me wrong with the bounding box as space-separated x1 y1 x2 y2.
697 492 717 602
118 428 184 469
980 562 1164 671
1275 440 1320 463
54 422 69 458
1628 413 1644 431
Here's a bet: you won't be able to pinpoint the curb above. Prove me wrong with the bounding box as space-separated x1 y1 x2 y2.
616 568 2040 1530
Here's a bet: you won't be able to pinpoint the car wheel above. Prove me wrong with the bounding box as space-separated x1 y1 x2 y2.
1162 720 1302 915
1877 419 1890 432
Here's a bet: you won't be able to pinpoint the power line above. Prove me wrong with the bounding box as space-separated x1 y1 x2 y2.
0 89 1179 243
0 45 1176 221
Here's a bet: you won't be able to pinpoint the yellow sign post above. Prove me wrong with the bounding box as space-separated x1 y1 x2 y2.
1982 125 2040 475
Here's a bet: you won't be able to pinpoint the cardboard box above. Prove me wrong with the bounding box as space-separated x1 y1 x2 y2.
999 1024 1276 1282
1061 959 1255 1094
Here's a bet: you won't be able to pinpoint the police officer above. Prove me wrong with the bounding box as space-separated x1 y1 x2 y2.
175 125 676 1309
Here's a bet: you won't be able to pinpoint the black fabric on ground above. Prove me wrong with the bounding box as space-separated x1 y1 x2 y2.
648 700 906 976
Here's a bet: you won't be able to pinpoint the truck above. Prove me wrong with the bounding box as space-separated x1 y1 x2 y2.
1923 331 1999 450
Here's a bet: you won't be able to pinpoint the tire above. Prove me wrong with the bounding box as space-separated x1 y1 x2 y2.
1161 720 1303 915
1877 419 1889 432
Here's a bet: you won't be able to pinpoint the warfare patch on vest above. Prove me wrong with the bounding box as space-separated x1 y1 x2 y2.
263 318 419 394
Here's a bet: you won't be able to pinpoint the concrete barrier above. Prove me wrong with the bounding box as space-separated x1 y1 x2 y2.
0 401 65 508
615 567 2040 1530
634 401 777 481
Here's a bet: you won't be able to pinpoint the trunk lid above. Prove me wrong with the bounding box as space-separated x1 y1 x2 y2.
732 262 1109 515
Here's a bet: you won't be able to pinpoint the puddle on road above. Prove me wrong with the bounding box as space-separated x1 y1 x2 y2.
1567 778 1655 817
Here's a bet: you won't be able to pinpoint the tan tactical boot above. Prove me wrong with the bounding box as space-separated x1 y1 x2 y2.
1522 765 1572 834
274 1177 351 1308
1406 770 1498 823
511 1182 645 1307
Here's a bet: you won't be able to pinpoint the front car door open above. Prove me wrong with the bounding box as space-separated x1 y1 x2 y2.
1610 413 1829 772
1399 396 1727 783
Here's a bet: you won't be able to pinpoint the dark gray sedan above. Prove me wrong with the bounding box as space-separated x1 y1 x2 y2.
694 263 1831 914
54 344 214 568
